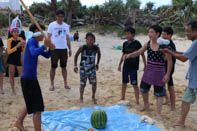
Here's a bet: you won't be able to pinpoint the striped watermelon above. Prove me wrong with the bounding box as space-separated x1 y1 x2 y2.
91 109 107 129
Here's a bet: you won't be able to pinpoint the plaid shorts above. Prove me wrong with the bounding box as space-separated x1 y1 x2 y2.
80 69 96 87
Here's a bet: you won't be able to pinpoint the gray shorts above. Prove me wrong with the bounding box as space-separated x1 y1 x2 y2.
182 87 197 107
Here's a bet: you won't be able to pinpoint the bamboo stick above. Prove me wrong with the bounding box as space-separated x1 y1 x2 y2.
19 0 45 37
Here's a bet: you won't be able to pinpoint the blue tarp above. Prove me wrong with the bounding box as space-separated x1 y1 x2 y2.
42 105 161 131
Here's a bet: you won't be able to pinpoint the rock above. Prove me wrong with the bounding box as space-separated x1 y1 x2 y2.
141 115 156 125
69 106 80 110
117 100 131 106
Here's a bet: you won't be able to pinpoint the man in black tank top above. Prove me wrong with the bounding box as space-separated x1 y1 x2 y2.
74 33 101 104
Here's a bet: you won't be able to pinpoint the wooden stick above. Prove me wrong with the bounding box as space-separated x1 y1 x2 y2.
19 0 45 37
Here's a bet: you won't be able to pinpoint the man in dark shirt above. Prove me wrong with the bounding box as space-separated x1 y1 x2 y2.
118 27 146 105
73 31 79 41
162 27 176 111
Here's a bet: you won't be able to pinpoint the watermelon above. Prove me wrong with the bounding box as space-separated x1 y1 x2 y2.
90 109 107 129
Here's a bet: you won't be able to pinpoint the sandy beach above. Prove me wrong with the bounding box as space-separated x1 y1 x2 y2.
0 29 197 131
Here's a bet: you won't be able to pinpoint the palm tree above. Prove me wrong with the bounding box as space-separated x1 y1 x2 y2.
126 0 140 27
146 2 154 11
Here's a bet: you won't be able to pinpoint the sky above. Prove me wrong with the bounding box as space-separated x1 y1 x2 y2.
23 0 172 8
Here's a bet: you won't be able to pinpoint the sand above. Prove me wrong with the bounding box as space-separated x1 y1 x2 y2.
0 29 197 131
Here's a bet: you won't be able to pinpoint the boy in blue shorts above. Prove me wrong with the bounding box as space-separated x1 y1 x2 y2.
118 27 146 105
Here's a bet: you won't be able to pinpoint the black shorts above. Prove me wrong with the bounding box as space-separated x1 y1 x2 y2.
140 81 166 97
21 78 44 114
7 55 22 66
51 49 68 68
167 72 174 87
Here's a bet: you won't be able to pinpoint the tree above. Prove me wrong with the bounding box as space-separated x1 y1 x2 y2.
172 0 193 23
146 2 154 11
29 2 50 17
126 0 140 27
67 0 73 26
51 0 57 15
88 5 100 28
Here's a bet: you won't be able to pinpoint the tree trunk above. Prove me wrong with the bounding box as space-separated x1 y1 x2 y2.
51 0 57 14
132 9 136 28
184 5 191 24
67 0 72 26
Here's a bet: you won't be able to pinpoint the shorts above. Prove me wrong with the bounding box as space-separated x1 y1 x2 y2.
0 57 4 72
80 69 96 87
21 78 44 114
167 75 174 86
122 68 137 86
140 81 166 97
51 49 68 68
7 55 22 66
167 71 174 86
182 87 197 107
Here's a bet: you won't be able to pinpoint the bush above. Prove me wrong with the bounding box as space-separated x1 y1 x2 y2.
0 13 9 28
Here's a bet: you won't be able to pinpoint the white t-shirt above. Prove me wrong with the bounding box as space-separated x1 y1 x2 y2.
48 21 70 49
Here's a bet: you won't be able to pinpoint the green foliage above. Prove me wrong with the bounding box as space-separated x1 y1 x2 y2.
24 0 196 37
29 2 51 17
172 0 193 23
126 0 140 10
146 2 155 10
81 25 148 37
0 13 9 28
173 27 185 37
135 27 148 35
102 0 125 20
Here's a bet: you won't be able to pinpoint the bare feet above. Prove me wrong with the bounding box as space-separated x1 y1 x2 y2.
12 91 16 96
120 98 125 101
0 89 4 94
140 106 149 112
163 100 169 105
92 97 97 104
80 97 83 103
49 85 55 91
156 114 163 121
14 120 27 131
172 122 185 128
65 85 71 89
135 104 141 110
171 107 176 111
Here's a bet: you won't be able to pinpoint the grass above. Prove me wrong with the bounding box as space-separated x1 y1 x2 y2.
71 25 147 37
71 24 185 38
